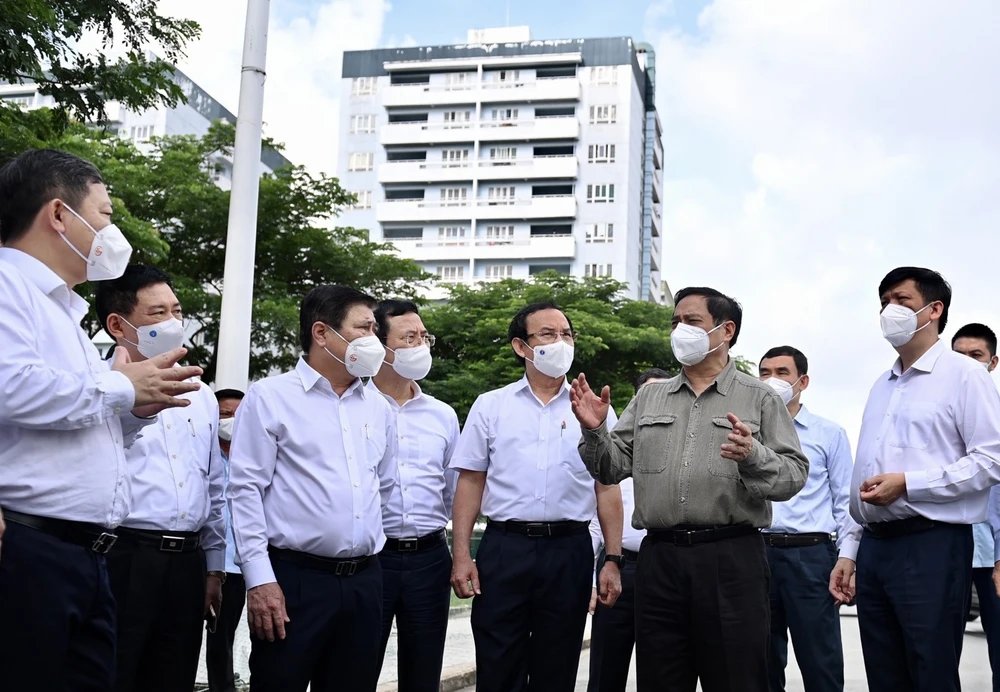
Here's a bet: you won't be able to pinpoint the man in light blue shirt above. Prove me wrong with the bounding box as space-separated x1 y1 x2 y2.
759 346 853 692
952 323 1000 692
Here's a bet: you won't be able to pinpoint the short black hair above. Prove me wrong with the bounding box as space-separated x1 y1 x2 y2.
214 388 245 401
952 323 998 357
673 287 744 347
635 368 672 392
374 299 420 344
95 265 175 334
760 345 809 377
0 149 105 244
507 302 574 366
299 285 377 353
878 267 952 333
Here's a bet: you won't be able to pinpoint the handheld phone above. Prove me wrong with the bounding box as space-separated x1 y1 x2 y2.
206 605 217 634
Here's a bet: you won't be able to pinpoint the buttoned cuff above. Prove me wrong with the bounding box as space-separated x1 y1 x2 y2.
902 470 935 502
204 549 225 573
741 438 765 470
95 370 136 416
242 555 277 590
994 539 1000 565
838 535 860 562
582 420 608 439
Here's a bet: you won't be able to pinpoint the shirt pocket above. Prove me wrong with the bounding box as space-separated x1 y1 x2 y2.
888 402 936 451
709 416 760 480
634 413 677 474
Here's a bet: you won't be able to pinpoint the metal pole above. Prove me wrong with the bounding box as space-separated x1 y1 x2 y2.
215 0 270 391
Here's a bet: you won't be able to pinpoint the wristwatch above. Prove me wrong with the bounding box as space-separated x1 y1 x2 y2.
603 554 624 567
207 570 227 585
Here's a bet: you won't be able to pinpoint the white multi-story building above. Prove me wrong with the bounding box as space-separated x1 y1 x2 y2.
338 26 666 302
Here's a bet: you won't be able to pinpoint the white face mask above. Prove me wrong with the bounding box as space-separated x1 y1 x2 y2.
880 303 933 348
671 322 725 367
325 327 386 378
764 376 803 406
120 316 185 359
524 338 575 379
218 417 235 442
60 205 133 282
389 344 433 381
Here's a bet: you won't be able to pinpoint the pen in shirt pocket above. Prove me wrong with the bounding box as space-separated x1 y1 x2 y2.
188 418 197 437
561 421 566 437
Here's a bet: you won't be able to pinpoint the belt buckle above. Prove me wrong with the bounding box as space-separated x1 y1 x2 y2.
160 535 186 553
674 530 696 546
398 539 418 552
336 560 358 576
526 523 549 538
91 532 118 555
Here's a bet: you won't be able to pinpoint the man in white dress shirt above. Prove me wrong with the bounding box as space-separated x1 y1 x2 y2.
450 302 623 692
229 285 397 692
0 149 203 691
951 323 1000 692
759 346 853 692
95 265 227 692
829 267 1000 692
371 299 460 691
586 368 666 692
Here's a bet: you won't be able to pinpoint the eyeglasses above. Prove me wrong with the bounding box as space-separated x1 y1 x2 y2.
526 330 578 344
404 333 436 347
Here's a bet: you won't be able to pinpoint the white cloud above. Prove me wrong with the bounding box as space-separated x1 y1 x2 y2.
646 0 1000 443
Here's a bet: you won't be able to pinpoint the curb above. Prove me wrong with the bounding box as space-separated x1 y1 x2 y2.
377 636 591 692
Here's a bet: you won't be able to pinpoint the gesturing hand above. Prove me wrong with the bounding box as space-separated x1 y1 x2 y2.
247 583 289 642
111 346 203 415
859 473 906 506
570 374 611 431
720 413 754 462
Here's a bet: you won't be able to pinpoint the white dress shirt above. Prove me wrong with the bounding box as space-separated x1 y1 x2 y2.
0 248 148 526
229 358 398 589
841 339 1000 561
366 380 460 539
121 380 227 571
765 406 854 549
450 376 617 522
588 477 646 585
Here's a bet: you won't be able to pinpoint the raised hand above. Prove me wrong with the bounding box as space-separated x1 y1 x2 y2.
111 347 203 415
720 412 754 462
570 373 611 430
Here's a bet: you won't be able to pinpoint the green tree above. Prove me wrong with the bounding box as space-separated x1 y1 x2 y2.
419 273 681 423
0 1 200 126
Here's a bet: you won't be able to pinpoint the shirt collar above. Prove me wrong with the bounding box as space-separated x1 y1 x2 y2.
889 338 946 378
0 247 88 320
667 358 738 396
793 405 813 429
514 374 571 397
365 377 423 404
295 356 366 398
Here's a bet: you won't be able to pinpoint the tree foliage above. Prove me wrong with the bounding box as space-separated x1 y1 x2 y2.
0 0 200 125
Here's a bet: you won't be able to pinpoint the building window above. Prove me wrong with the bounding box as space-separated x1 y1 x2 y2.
490 108 519 124
348 152 374 171
441 149 469 167
440 188 468 206
4 94 33 107
587 144 616 163
352 77 377 96
484 225 515 244
351 190 372 210
586 184 615 203
488 147 518 165
131 125 154 143
349 114 376 134
438 226 467 245
585 263 613 277
485 264 514 279
590 66 618 85
589 105 617 124
443 111 472 128
445 72 475 90
585 223 615 243
437 265 465 282
490 69 520 85
487 186 516 205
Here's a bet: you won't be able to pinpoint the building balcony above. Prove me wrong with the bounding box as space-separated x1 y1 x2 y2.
379 116 579 147
376 199 473 224
475 195 576 220
652 168 662 202
377 155 578 184
651 205 662 237
391 234 576 263
653 138 664 171
380 76 580 109
651 235 662 268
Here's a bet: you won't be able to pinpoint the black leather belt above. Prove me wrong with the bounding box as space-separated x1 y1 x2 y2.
268 546 377 577
623 548 640 561
2 508 118 555
114 526 201 553
647 524 759 546
383 529 446 552
864 516 944 539
488 519 590 538
763 532 832 548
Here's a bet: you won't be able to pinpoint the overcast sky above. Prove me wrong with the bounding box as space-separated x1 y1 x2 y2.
141 0 1000 445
